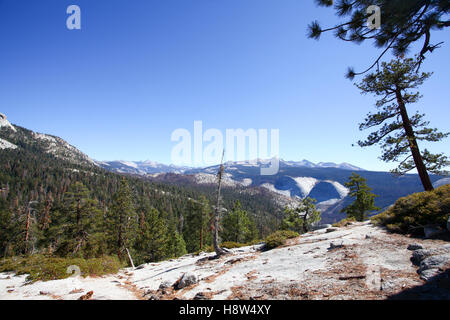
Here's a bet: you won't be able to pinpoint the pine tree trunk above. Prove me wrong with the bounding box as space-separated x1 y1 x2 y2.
25 207 30 253
213 164 227 257
125 248 135 269
118 216 123 260
395 89 434 191
303 213 308 233
200 228 203 250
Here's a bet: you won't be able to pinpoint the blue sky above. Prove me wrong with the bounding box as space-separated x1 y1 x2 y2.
0 0 449 171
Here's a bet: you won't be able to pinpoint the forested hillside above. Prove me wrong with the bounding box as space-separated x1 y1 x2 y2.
0 124 283 265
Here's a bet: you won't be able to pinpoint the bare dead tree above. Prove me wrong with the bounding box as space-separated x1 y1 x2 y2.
24 201 38 254
212 150 229 257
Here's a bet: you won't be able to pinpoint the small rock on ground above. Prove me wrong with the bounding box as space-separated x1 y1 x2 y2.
407 243 423 251
329 241 344 250
177 272 198 289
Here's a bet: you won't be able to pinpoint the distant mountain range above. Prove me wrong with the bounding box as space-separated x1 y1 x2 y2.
96 159 365 175
97 158 447 223
1 113 448 224
147 161 446 223
96 160 189 175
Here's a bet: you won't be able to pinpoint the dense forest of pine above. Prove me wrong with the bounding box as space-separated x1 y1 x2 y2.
0 126 283 265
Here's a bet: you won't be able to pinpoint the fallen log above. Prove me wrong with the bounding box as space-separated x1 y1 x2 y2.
338 275 366 280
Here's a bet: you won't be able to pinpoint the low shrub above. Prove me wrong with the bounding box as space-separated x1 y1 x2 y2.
264 230 300 250
193 245 214 255
221 240 261 249
371 184 450 235
332 217 357 228
0 255 121 282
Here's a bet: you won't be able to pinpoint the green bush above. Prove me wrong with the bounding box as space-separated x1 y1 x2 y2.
332 217 357 228
0 255 121 282
221 240 260 249
371 184 450 235
264 230 299 250
193 245 214 255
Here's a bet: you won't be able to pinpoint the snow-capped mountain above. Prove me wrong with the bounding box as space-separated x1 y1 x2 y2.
100 157 443 223
315 162 364 171
97 158 363 218
97 160 190 175
183 162 353 215
151 159 444 223
98 158 365 176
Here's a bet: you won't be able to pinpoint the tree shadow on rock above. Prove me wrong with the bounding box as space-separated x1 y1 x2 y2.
388 269 450 300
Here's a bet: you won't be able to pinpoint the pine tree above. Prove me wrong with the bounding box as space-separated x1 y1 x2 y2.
246 214 259 242
341 173 380 221
22 201 40 255
356 58 449 190
0 198 18 257
280 206 305 234
308 0 450 78
135 206 168 263
183 196 212 253
108 178 138 260
282 197 321 233
56 182 103 257
221 200 256 243
166 218 187 258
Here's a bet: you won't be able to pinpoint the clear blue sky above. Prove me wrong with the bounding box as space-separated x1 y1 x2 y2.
1 0 449 171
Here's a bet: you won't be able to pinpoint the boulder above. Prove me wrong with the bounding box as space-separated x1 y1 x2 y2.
412 247 450 265
407 243 423 251
419 268 441 282
419 254 450 273
410 244 450 283
411 249 433 265
177 272 198 289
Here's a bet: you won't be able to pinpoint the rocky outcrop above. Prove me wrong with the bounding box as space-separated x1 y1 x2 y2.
410 244 450 281
0 113 16 132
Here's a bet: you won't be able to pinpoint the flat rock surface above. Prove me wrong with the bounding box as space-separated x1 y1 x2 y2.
1 222 449 300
